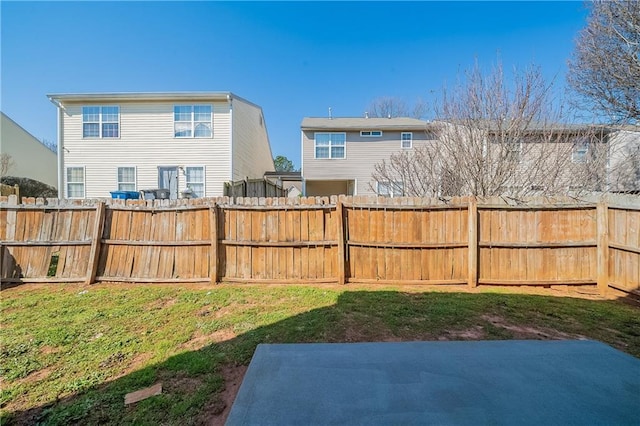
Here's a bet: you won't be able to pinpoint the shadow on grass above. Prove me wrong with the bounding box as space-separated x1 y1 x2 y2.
0 247 23 290
3 290 640 425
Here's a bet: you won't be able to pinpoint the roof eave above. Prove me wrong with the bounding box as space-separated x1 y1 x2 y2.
47 91 234 104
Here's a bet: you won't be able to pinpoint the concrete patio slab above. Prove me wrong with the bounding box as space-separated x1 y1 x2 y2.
226 340 640 425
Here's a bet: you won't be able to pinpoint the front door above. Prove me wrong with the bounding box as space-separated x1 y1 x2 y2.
158 166 179 200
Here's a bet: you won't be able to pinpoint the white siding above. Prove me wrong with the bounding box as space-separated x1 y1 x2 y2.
1 113 57 187
61 100 232 198
608 129 640 192
302 129 437 195
231 98 275 181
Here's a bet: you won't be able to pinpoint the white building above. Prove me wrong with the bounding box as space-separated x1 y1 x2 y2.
48 92 275 199
1 112 57 187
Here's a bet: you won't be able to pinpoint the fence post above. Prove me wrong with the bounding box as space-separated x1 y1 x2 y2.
468 196 478 288
210 205 219 284
597 202 609 296
336 196 346 285
86 201 106 284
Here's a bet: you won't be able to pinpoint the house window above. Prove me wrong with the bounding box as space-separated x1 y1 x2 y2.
66 167 85 198
360 130 382 137
174 105 212 138
315 133 346 159
377 181 404 197
117 167 136 191
82 106 119 138
506 138 522 162
572 139 589 163
401 132 413 149
185 166 205 197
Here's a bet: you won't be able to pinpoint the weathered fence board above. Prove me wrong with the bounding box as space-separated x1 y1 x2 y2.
1 194 638 295
608 207 640 295
344 201 469 284
477 205 598 286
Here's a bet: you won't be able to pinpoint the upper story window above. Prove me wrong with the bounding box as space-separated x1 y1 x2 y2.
82 106 119 138
505 138 522 163
401 132 413 149
360 130 382 137
315 132 346 159
572 138 589 163
174 105 212 138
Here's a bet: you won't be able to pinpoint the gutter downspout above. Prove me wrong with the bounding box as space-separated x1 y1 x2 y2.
300 129 305 196
228 94 233 190
49 97 65 199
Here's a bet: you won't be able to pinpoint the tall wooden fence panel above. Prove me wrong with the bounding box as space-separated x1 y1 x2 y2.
220 198 338 283
1 197 100 283
344 197 469 285
478 203 598 286
98 200 212 283
608 205 640 296
224 179 286 198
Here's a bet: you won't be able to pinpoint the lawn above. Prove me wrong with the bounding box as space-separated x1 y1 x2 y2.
1 284 639 425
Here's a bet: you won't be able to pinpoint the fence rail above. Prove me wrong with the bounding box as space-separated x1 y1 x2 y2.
1 194 639 296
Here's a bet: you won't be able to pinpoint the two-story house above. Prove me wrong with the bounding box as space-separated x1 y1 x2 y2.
301 116 640 197
48 92 275 199
301 117 435 196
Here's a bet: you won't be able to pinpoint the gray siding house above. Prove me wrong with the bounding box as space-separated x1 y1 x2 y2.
301 117 435 196
1 112 58 188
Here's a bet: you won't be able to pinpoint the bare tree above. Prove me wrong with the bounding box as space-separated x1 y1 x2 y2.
372 61 608 197
568 0 640 124
367 96 427 119
1 153 15 177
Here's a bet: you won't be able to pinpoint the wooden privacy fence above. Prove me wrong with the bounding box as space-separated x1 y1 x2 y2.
224 178 286 198
1 194 639 296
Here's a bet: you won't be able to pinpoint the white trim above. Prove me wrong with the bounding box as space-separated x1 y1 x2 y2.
65 165 86 199
116 166 137 191
360 130 383 137
229 97 234 181
300 130 304 186
313 132 346 159
57 106 64 198
401 132 413 149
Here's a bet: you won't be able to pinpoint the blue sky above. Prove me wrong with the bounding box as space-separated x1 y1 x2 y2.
1 1 589 169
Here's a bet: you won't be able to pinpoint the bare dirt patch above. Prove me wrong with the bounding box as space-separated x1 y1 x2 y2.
180 329 237 351
16 366 53 386
439 326 486 340
38 345 58 355
480 314 587 340
164 374 203 395
212 302 258 319
145 298 177 310
198 364 248 426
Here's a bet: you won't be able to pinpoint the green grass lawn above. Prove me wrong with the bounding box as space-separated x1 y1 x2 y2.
1 284 639 425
